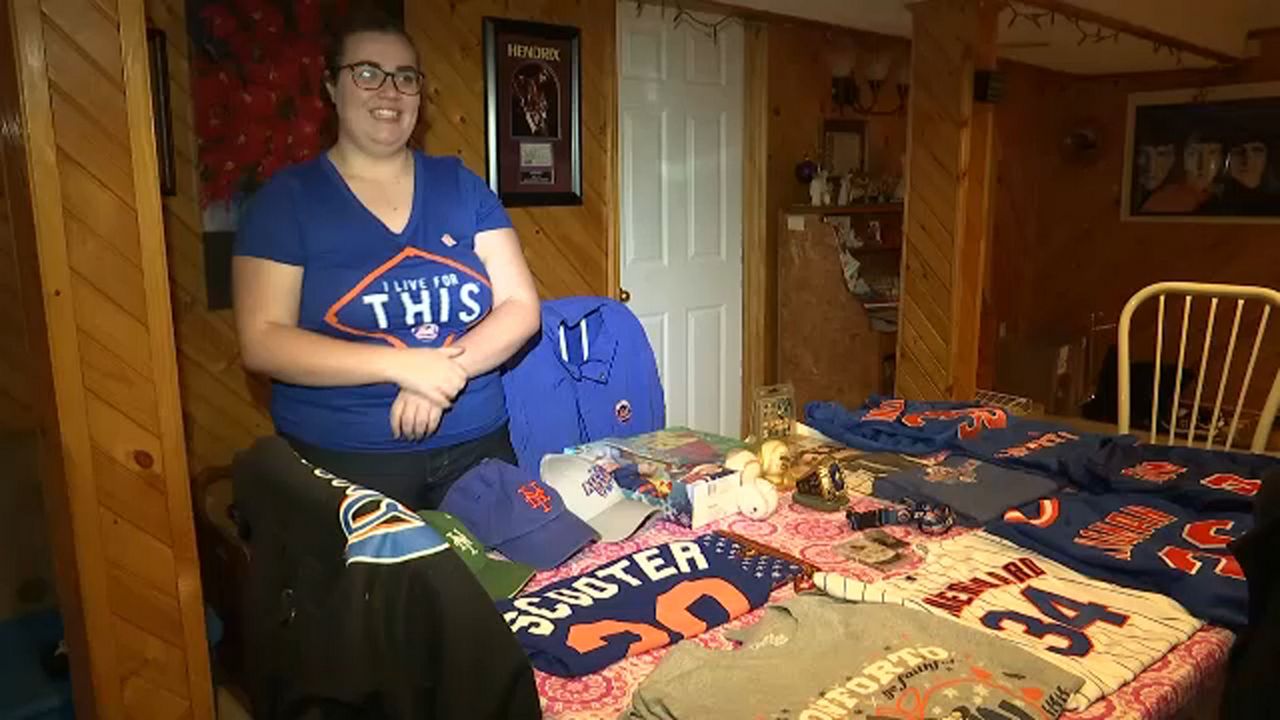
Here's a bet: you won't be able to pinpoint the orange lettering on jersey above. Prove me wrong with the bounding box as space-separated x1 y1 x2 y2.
994 431 1080 459
864 398 906 422
1201 473 1261 498
1003 499 1060 528
1183 519 1236 550
565 619 669 656
654 578 751 637
1074 505 1177 560
900 407 1008 439
1158 546 1244 580
923 557 1045 617
922 591 972 616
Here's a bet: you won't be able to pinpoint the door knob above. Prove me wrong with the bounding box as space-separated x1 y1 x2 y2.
619 288 631 303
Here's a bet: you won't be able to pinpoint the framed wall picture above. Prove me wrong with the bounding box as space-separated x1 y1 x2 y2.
482 17 583 207
1121 81 1280 223
146 27 176 197
822 118 867 176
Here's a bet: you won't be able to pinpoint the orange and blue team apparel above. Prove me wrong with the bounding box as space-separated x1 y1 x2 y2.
233 151 511 452
497 533 804 677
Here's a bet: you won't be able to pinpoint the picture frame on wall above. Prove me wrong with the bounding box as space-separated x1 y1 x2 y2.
482 17 583 207
146 27 176 197
1121 81 1280 223
822 118 868 177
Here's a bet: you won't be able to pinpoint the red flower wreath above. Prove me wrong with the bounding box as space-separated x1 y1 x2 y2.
191 0 353 207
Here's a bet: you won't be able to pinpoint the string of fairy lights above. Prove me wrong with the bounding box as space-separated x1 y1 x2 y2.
1003 1 1188 66
631 0 739 44
631 0 1198 67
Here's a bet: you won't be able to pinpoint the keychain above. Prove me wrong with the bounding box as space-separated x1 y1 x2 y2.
845 497 955 536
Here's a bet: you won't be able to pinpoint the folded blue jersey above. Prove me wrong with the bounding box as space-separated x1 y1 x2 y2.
805 397 1134 491
804 396 1000 455
1077 442 1273 512
987 490 1252 630
495 533 804 677
871 453 1061 526
952 420 1136 492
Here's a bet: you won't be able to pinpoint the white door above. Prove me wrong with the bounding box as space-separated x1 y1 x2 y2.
617 5 744 437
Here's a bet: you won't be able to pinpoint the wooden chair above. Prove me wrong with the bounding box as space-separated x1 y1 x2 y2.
1117 281 1280 453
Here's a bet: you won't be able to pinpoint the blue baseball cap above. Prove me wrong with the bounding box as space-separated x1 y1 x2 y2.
439 458 599 570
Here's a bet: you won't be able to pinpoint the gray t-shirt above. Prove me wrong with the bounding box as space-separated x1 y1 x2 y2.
622 594 1083 720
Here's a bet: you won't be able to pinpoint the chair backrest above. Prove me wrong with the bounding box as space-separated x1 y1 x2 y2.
1118 281 1280 453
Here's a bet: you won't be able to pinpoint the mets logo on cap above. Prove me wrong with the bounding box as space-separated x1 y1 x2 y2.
518 480 555 513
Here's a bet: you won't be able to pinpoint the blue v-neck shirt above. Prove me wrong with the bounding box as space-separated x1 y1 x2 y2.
234 151 512 451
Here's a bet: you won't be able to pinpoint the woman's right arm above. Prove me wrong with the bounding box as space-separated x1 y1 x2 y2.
232 256 467 406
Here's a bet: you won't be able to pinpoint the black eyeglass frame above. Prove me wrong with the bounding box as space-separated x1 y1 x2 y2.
333 61 425 96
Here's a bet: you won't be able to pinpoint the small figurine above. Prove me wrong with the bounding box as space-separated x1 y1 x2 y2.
837 171 854 206
758 439 792 489
809 167 831 206
737 478 779 520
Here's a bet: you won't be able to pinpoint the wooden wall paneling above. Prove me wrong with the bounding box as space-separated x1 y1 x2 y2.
951 1 997 401
742 20 768 433
6 0 215 715
408 0 617 301
6 0 120 711
896 0 996 401
142 0 274 479
118 0 214 709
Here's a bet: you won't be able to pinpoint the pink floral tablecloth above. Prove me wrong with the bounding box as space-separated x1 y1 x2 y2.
530 492 1234 720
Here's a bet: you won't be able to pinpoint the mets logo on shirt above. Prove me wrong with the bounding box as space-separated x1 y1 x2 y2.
324 247 492 348
1121 461 1186 483
615 399 633 423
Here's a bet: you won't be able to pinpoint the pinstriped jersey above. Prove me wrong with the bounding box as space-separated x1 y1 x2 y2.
814 531 1202 712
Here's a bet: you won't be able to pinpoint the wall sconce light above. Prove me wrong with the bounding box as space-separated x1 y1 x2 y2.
829 50 909 116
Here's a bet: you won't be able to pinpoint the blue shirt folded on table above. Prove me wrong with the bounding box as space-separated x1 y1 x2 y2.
871 452 1062 526
804 396 1136 492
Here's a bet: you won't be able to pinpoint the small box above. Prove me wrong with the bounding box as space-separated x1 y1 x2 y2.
565 427 746 528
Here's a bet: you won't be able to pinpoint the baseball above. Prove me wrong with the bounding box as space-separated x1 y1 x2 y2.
738 478 779 520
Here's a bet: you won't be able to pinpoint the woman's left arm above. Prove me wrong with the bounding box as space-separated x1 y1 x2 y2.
452 227 541 377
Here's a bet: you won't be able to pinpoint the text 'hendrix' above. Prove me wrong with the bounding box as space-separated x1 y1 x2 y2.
507 43 561 62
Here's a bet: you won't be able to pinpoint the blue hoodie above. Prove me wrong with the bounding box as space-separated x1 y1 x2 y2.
501 297 665 475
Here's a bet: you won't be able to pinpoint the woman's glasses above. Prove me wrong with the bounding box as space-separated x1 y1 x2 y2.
337 62 424 96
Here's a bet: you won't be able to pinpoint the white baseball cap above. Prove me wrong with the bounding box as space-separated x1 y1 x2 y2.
540 454 660 542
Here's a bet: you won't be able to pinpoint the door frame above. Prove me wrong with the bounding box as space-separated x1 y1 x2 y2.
608 5 770 437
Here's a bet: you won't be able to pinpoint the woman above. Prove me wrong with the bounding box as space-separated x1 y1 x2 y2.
232 10 540 510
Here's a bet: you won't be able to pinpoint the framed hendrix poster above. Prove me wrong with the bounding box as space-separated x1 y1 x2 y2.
482 17 583 206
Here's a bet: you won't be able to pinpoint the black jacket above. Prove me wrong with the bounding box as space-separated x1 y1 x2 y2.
1220 464 1280 720
232 435 542 719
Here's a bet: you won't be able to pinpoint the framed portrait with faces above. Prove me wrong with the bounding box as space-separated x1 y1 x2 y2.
1122 81 1280 223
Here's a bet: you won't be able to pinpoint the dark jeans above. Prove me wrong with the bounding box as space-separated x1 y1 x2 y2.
283 423 518 511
